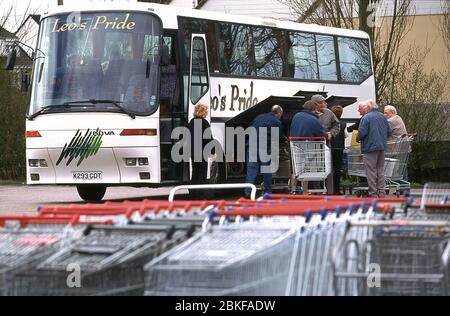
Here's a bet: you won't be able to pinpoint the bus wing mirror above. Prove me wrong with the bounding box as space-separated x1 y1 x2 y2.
5 48 17 71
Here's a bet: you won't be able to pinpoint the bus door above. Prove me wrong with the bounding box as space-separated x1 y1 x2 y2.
160 34 183 181
188 34 210 122
187 34 211 181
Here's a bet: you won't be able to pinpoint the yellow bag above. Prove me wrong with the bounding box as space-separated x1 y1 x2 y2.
351 130 359 146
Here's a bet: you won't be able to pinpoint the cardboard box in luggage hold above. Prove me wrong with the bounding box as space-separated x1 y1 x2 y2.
276 160 292 177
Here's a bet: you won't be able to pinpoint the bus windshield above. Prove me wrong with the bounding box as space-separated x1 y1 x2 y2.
30 12 161 117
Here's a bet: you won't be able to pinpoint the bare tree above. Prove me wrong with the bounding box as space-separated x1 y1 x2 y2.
387 46 449 140
278 0 414 103
440 0 450 55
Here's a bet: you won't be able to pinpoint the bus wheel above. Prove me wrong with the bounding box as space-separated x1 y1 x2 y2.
76 184 107 201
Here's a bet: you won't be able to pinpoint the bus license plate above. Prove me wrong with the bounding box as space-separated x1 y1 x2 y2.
72 171 102 180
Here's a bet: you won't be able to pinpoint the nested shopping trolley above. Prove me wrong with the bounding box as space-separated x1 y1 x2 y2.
10 200 213 296
403 182 450 221
332 219 450 296
144 198 385 296
346 135 414 197
0 215 110 296
289 137 332 194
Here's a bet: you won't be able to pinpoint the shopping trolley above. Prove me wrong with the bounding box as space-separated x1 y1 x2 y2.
402 182 450 220
332 219 450 296
384 134 416 196
9 199 218 296
144 197 388 296
0 215 110 296
289 137 332 194
346 136 414 197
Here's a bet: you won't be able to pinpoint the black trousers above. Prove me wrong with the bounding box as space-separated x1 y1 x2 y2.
191 161 213 199
191 161 208 184
332 149 344 194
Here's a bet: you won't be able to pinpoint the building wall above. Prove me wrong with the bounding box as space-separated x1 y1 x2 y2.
375 14 449 76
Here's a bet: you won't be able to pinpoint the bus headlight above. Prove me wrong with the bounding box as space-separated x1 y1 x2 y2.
29 159 39 167
29 159 48 167
125 158 148 166
138 158 149 166
39 159 48 167
125 158 137 166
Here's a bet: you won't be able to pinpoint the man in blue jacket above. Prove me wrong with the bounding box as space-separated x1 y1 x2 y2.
245 105 286 197
289 100 331 194
356 99 392 197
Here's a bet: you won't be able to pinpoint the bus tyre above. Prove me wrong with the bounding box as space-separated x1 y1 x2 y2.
76 184 107 201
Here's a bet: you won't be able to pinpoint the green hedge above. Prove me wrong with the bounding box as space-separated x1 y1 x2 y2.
409 141 450 184
0 69 28 181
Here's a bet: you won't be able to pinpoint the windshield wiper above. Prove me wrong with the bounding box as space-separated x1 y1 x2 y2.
65 99 136 119
27 103 90 120
27 99 136 120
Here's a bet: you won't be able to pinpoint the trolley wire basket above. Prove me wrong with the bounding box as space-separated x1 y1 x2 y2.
144 198 384 296
332 219 450 296
11 224 182 296
0 215 106 296
345 136 414 196
289 137 332 194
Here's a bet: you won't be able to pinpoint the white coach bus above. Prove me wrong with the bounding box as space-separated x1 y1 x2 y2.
12 2 375 200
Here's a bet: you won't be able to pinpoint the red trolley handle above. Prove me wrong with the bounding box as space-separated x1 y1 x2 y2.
289 136 326 141
0 215 112 227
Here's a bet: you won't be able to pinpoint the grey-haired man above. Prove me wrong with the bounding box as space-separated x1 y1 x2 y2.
311 94 340 194
356 100 392 197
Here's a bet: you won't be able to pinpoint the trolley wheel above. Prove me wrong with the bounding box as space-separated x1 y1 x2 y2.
355 190 362 197
76 184 107 201
396 191 400 197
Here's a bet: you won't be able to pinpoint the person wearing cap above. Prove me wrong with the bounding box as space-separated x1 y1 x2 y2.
311 94 340 194
311 94 341 138
356 99 392 197
289 100 331 194
245 105 286 197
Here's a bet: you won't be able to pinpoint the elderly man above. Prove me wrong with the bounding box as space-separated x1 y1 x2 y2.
356 100 392 197
311 95 341 137
311 94 340 194
384 105 407 140
290 100 331 194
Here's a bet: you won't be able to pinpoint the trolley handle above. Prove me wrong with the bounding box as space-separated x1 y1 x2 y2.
289 136 325 141
40 209 136 217
0 215 112 227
